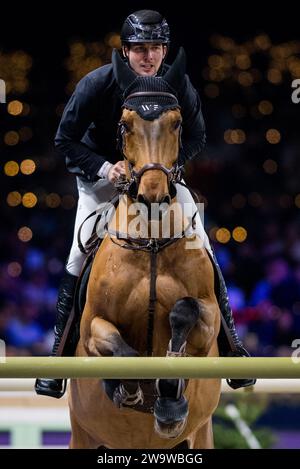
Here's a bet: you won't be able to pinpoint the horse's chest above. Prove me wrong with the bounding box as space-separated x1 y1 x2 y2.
99 247 194 321
111 272 186 312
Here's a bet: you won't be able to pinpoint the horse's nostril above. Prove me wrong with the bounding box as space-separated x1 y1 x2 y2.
160 194 171 205
137 194 146 204
137 194 151 213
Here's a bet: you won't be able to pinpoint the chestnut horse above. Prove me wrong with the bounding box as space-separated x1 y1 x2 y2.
68 49 221 449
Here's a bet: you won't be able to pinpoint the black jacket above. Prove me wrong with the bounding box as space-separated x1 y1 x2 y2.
55 63 206 182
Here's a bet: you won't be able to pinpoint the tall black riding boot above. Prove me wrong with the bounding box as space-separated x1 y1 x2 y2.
212 252 256 390
35 271 78 398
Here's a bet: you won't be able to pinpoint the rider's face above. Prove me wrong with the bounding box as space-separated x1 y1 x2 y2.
124 43 167 76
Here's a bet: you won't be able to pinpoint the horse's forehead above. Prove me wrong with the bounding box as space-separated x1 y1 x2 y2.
122 108 180 126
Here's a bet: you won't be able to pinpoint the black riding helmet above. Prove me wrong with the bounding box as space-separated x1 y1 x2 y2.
121 10 170 45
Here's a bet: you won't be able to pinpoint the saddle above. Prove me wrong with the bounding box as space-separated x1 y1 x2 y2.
56 248 96 357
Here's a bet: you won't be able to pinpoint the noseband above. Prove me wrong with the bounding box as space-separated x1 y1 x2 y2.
116 91 183 200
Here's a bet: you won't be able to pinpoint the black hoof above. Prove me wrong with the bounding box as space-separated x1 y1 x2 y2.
154 395 189 424
226 377 257 390
35 378 66 399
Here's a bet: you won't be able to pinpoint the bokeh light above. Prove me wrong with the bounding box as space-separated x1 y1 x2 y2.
216 228 231 243
7 100 23 116
4 131 19 146
46 193 61 208
266 129 281 144
263 159 278 174
237 71 253 87
22 192 37 208
232 226 247 242
20 159 36 175
7 262 22 278
4 161 19 176
236 54 251 70
258 100 273 115
254 34 271 50
295 194 300 208
267 68 282 84
209 226 218 242
7 191 22 207
105 33 121 48
224 129 246 144
17 226 33 242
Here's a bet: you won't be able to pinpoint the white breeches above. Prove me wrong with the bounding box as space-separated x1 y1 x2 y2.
66 177 212 276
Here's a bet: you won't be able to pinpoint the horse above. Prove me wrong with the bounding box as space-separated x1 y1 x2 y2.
68 48 221 449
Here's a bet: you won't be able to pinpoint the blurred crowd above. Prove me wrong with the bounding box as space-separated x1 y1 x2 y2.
1 217 300 358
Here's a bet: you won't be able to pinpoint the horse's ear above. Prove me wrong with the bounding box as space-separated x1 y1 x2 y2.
163 47 186 92
112 48 136 92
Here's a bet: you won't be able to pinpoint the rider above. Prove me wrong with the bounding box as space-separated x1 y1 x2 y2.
35 10 255 398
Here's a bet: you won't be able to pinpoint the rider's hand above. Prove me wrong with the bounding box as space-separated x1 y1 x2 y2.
108 161 126 184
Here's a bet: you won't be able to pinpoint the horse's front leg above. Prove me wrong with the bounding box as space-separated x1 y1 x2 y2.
154 297 201 439
85 317 142 408
86 316 138 358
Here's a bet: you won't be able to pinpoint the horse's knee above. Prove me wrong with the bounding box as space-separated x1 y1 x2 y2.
88 328 139 358
169 297 200 351
170 297 200 330
111 334 139 357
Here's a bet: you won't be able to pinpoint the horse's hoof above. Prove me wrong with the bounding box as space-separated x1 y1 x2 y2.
154 416 188 439
154 396 188 438
154 396 188 423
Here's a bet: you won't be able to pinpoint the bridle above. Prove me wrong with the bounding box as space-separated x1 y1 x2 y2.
116 91 183 200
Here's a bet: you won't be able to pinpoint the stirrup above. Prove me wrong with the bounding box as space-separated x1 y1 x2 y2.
35 378 67 399
226 377 256 390
226 345 257 390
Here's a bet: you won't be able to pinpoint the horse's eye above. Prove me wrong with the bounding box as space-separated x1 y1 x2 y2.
173 120 182 130
121 121 131 133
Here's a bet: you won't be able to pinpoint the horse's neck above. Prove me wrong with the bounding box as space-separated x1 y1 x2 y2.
109 196 189 239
